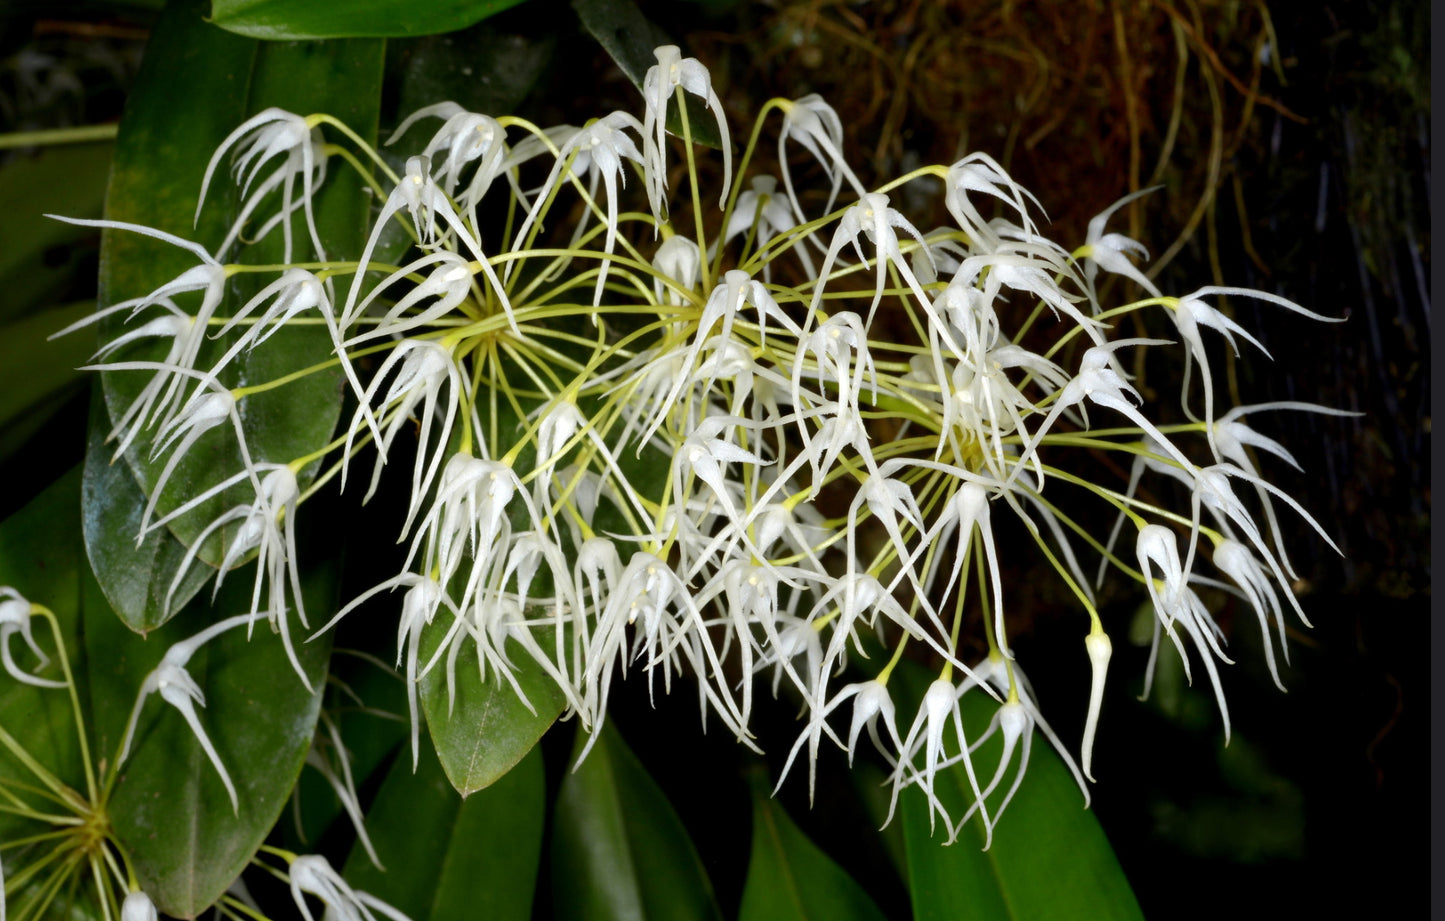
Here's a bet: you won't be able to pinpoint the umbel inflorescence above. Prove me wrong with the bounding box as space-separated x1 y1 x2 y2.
44 45 1342 851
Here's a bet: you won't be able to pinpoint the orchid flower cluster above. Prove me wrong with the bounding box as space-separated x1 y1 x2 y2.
55 45 1342 847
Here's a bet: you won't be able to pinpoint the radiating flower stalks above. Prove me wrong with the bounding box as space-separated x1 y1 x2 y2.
65 43 1343 844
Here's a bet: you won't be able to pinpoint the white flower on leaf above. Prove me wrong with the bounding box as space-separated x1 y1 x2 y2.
887 677 994 847
344 251 475 343
642 45 732 218
511 112 646 308
388 102 515 212
71 363 262 541
951 655 1091 824
49 217 230 450
345 156 512 332
138 380 246 534
197 107 327 262
118 613 269 813
843 680 903 766
150 464 310 687
314 573 462 770
51 297 207 461
306 715 383 871
343 339 463 525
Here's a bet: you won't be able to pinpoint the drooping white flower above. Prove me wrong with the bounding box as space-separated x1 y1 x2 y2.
288 854 414 921
49 216 230 451
388 102 515 214
510 112 646 308
1079 187 1162 301
0 588 64 688
642 45 731 219
807 192 934 328
887 677 993 847
150 464 309 686
713 175 813 279
777 94 864 227
118 612 270 813
344 156 512 331
945 152 1045 252
1134 525 1233 740
120 891 158 921
196 107 327 262
343 339 462 523
1009 339 1192 489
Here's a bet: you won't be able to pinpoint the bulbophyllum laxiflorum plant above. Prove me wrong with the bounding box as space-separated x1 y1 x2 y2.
1 30 1345 921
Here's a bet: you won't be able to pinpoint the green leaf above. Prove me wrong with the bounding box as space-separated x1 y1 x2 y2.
342 739 545 920
210 0 531 40
389 21 556 131
0 144 112 324
550 724 723 921
739 770 890 921
573 0 724 149
0 303 93 433
94 0 379 569
82 384 211 633
103 561 335 919
0 465 335 918
418 619 567 796
894 667 1144 921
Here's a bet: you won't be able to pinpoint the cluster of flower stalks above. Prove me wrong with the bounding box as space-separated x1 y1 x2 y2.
50 46 1342 847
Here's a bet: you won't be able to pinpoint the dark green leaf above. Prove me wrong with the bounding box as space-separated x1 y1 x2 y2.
418 619 567 796
342 739 545 920
94 0 378 569
850 759 909 885
210 0 531 41
739 770 889 921
0 144 112 324
390 23 555 131
0 464 336 918
103 561 334 919
82 384 211 633
573 0 724 148
0 302 93 468
894 666 1145 921
550 724 723 921
0 303 93 431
